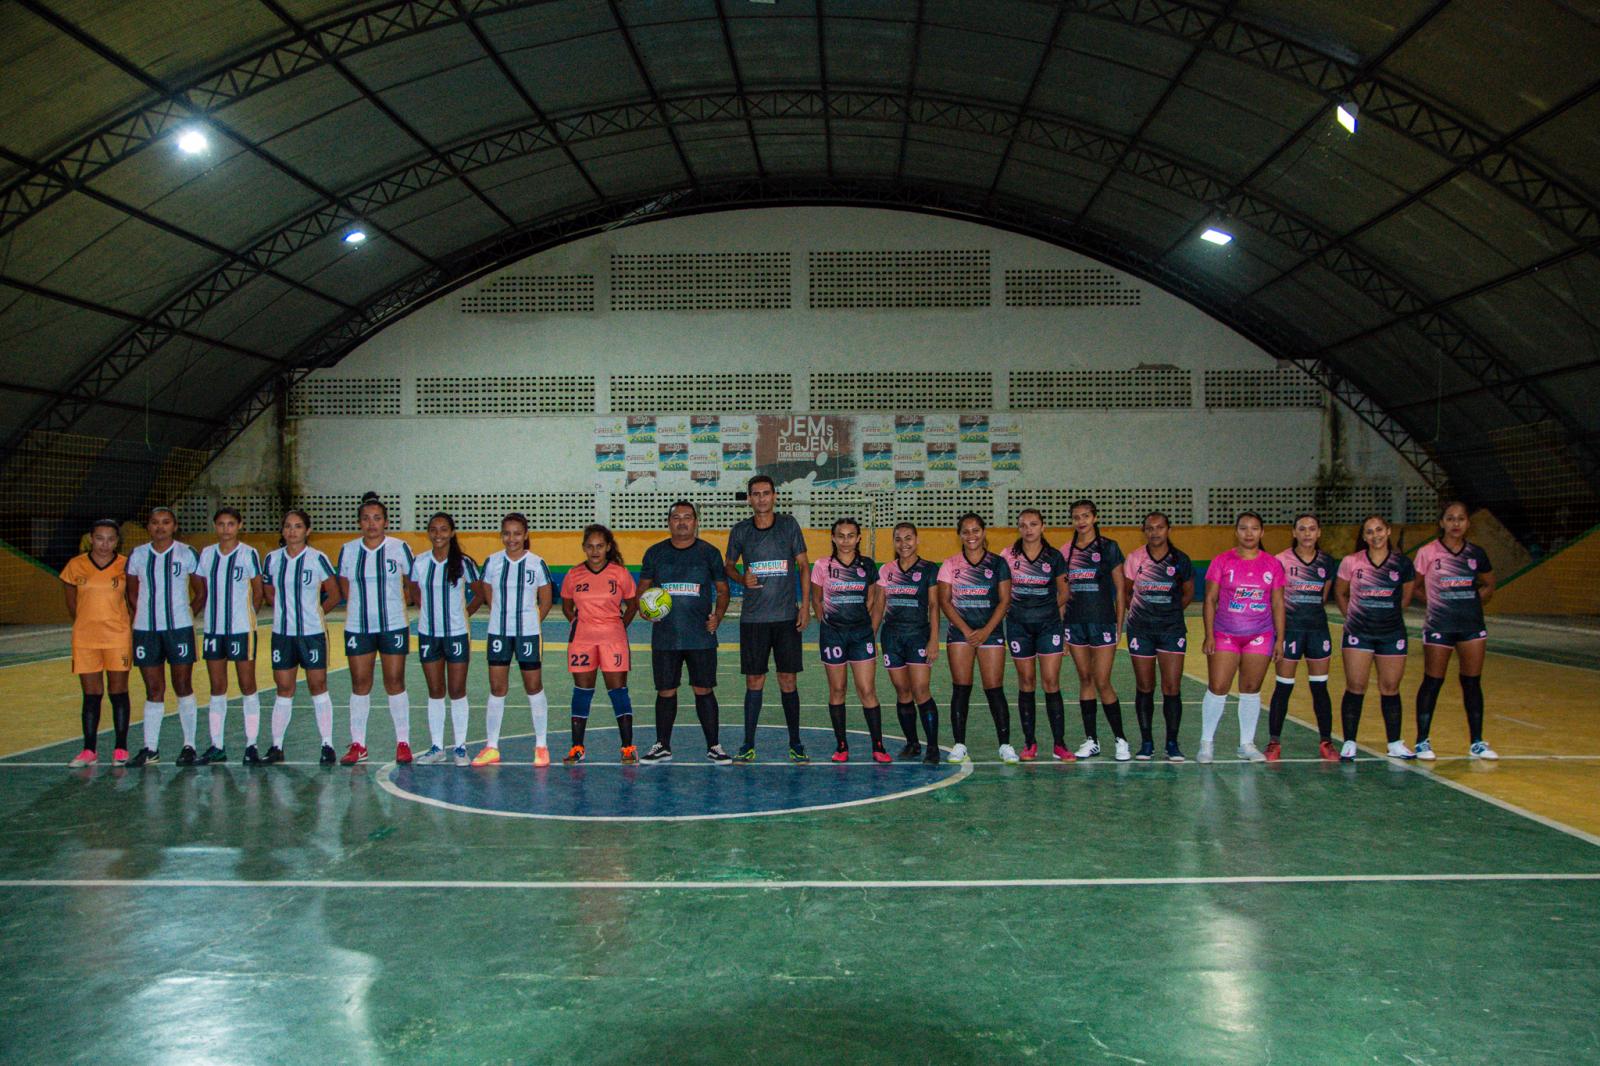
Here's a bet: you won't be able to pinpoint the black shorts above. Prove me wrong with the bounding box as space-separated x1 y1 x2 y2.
880 627 932 670
202 633 254 662
819 623 876 665
486 635 542 669
270 633 328 671
739 620 804 676
1126 626 1187 658
1282 627 1334 661
652 647 718 691
1006 617 1064 659
344 628 409 657
418 634 470 664
945 623 1006 649
133 628 196 667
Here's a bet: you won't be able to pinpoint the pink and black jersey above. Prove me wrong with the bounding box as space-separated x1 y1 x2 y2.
878 557 939 637
1337 549 1416 640
937 551 1012 630
1124 545 1194 632
1414 540 1491 633
1000 544 1066 625
1063 537 1125 626
811 555 880 631
1205 549 1285 638
1276 548 1336 631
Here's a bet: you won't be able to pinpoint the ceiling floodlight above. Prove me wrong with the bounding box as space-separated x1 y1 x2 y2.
1200 227 1233 246
1336 102 1358 134
343 229 368 245
176 128 209 155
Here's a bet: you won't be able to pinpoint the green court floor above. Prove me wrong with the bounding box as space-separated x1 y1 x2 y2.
2 619 1597 1064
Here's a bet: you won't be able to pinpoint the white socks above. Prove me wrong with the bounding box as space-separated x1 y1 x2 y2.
271 696 293 747
450 698 470 748
530 690 549 748
176 694 198 747
428 698 446 748
349 693 371 745
313 691 334 745
388 692 410 744
242 692 260 747
485 695 506 748
1200 690 1227 744
143 701 164 750
208 696 228 747
1237 692 1262 745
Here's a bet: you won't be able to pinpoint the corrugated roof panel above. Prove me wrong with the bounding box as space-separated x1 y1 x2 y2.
0 6 152 161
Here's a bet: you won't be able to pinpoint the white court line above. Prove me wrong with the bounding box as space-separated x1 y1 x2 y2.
10 754 1600 770
1 872 1597 892
1495 714 1546 730
0 624 72 643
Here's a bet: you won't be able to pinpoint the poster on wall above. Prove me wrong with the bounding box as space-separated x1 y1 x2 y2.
593 411 1021 492
757 415 857 487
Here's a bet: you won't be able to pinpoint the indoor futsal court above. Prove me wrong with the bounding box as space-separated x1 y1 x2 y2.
2 1 1600 1063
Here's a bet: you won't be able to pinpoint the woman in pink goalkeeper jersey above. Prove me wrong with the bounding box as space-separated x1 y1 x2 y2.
1334 515 1417 762
1199 512 1286 764
1411 502 1497 761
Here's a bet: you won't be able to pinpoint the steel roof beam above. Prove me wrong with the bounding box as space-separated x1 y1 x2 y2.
710 0 767 180
604 0 700 190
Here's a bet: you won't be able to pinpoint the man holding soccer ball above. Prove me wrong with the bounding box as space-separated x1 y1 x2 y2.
638 501 732 763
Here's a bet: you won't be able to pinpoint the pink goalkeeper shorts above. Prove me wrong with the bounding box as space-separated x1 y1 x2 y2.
1214 630 1273 655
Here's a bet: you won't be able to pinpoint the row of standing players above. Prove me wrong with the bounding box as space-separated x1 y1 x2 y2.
59 479 1498 770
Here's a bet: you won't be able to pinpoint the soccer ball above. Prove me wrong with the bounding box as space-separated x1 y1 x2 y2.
639 587 673 622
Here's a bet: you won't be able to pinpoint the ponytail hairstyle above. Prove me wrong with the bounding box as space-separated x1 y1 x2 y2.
1354 514 1390 555
582 523 624 567
830 517 861 563
1011 507 1053 555
357 491 388 524
1068 498 1099 551
279 508 312 549
1438 499 1470 536
428 511 465 585
1291 511 1322 552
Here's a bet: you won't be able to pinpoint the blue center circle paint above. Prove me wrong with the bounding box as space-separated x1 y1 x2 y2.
380 726 971 821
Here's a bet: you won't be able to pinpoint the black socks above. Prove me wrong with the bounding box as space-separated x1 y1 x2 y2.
950 684 972 744
81 693 102 751
1379 694 1403 744
918 699 939 752
1267 679 1293 740
781 689 802 747
984 687 1010 746
1044 691 1066 747
895 701 917 745
1309 678 1332 741
742 689 762 747
829 702 848 748
110 692 131 749
1079 698 1097 742
1161 693 1182 744
1133 690 1155 746
1102 700 1126 742
1461 675 1485 743
693 691 720 748
655 694 678 748
1341 691 1364 741
1017 691 1036 747
1415 675 1445 743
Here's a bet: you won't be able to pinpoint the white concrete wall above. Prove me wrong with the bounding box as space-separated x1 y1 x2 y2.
196 207 1427 529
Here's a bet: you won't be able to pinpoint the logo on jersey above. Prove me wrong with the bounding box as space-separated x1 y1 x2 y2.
1166 565 1176 576
301 571 315 586
386 559 399 575
748 560 788 577
1317 567 1327 577
1042 563 1052 573
1091 552 1101 562
1388 570 1399 581
1263 571 1274 584
912 572 922 581
169 561 184 577
983 569 993 578
231 563 246 581
1468 559 1478 570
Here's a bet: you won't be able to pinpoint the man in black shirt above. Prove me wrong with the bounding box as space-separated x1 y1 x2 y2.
638 501 731 763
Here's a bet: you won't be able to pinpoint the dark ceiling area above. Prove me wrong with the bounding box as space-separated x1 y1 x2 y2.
2 0 1598 547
